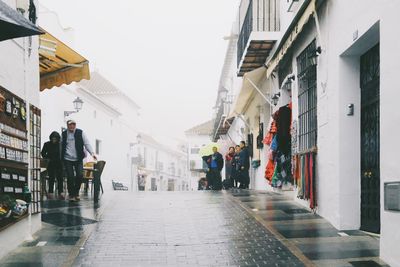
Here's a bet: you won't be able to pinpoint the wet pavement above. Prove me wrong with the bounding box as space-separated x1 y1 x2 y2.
0 190 390 267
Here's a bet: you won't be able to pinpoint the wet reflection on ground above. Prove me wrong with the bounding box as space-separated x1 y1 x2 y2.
0 190 390 267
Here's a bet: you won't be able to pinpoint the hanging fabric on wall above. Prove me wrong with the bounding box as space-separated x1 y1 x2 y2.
264 159 275 182
310 153 317 209
247 133 254 158
298 154 304 199
293 152 317 210
257 123 264 149
276 105 292 155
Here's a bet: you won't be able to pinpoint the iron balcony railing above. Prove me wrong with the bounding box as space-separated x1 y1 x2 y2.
238 0 253 67
237 0 281 67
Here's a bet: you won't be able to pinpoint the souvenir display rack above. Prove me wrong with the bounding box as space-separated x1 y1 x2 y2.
30 105 41 214
0 86 35 230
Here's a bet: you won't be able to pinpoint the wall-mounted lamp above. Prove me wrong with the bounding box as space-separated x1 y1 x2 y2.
309 46 322 65
64 97 84 119
281 74 296 91
271 92 281 106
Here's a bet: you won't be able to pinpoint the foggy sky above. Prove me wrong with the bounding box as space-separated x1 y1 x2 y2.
39 0 239 140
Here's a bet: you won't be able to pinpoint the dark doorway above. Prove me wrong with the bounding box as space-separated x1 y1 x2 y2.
360 44 380 234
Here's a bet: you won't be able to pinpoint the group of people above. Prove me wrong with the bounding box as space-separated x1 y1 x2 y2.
41 120 97 201
201 141 250 190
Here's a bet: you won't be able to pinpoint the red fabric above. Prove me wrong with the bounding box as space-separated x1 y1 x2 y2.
293 155 300 185
304 153 309 200
310 153 316 209
270 121 277 134
225 153 234 161
264 159 275 181
263 132 274 145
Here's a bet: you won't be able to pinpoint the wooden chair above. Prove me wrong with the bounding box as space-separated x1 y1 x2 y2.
83 160 106 202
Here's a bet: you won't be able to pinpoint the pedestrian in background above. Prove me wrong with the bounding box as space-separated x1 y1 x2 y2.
210 147 224 190
239 141 250 189
203 147 224 190
224 147 235 184
62 120 97 201
231 145 241 188
41 131 64 199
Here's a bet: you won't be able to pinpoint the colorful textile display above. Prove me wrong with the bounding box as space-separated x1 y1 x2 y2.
293 152 317 210
263 105 293 188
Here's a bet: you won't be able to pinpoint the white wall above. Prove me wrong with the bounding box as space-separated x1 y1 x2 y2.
0 0 41 258
137 138 189 191
377 2 400 266
186 133 211 190
40 84 139 188
276 1 400 265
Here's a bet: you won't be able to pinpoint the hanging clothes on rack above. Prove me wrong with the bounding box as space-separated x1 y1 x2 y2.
276 105 291 155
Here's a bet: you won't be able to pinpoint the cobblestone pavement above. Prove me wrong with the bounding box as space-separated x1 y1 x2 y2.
0 190 390 267
73 191 305 267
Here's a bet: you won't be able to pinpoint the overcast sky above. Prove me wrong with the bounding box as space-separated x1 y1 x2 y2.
39 0 239 140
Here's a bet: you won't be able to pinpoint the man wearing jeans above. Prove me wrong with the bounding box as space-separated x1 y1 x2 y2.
62 120 96 201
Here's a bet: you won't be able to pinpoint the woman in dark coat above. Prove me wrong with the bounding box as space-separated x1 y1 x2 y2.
225 147 235 180
41 131 63 199
230 145 241 188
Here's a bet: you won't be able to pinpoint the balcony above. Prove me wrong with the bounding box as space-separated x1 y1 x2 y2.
237 0 281 76
211 95 235 142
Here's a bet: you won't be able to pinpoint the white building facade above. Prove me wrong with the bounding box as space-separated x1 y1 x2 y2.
0 0 42 259
135 133 189 192
40 72 141 191
213 0 400 265
185 120 213 190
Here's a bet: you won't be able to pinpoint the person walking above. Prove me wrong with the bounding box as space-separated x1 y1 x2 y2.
231 145 241 188
41 131 64 199
62 120 96 201
239 141 250 189
224 147 235 184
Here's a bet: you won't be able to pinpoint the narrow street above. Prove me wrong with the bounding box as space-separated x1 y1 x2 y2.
0 190 387 267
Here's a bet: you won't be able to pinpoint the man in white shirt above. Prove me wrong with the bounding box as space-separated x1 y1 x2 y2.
61 120 97 201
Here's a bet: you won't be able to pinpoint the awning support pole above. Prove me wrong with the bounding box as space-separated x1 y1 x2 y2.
313 6 323 48
246 77 273 107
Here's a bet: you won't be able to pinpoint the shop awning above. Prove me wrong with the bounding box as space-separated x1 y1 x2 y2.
39 30 90 91
232 66 269 115
266 0 316 78
0 1 43 41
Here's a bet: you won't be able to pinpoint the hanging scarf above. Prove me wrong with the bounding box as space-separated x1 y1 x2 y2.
298 155 304 199
310 153 317 209
305 153 309 200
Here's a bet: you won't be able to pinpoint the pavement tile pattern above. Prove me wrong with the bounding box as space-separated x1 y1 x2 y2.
74 191 304 267
230 190 389 267
0 190 391 267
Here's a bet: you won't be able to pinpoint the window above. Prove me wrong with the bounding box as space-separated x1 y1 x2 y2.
95 139 102 155
190 148 200 154
297 40 318 152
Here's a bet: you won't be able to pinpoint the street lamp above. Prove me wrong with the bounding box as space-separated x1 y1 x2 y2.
309 46 322 66
271 92 281 106
64 97 84 119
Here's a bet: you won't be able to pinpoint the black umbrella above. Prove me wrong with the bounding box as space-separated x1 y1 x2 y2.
0 1 43 42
